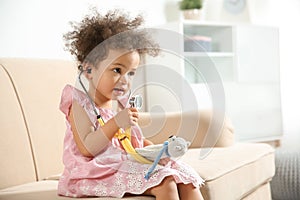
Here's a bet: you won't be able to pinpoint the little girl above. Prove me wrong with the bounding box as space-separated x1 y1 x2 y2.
58 9 204 199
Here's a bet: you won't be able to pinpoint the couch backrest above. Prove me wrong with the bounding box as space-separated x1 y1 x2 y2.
0 60 37 188
0 58 235 189
0 58 77 189
139 110 234 148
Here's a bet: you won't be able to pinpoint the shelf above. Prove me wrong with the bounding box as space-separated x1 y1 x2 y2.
181 20 235 27
144 21 282 143
184 52 234 57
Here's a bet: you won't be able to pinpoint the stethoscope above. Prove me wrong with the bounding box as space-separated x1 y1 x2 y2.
77 65 143 126
78 65 105 125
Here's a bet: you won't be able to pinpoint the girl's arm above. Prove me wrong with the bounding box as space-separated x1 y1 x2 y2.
69 100 138 157
143 138 154 146
68 101 119 157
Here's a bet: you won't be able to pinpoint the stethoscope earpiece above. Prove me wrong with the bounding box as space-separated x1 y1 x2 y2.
78 64 83 71
78 65 92 74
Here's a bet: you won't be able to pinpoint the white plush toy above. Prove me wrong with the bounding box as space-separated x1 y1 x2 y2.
133 135 191 179
136 135 190 160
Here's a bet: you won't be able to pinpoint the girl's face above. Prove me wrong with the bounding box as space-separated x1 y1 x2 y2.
90 50 140 107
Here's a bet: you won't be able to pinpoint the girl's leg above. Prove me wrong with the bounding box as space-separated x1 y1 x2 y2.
178 183 204 200
143 176 180 200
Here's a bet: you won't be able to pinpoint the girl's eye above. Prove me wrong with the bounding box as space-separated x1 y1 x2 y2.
128 71 135 76
113 68 121 74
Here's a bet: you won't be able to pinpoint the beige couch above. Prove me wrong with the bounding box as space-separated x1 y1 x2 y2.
0 58 275 200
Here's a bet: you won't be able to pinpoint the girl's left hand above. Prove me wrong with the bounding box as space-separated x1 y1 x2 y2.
114 107 139 129
159 157 171 166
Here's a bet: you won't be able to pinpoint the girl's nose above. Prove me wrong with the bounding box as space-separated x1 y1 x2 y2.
119 74 129 84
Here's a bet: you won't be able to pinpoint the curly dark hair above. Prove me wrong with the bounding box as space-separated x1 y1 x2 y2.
63 9 160 66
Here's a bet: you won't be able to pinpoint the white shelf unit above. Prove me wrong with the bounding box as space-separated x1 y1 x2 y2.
143 21 283 143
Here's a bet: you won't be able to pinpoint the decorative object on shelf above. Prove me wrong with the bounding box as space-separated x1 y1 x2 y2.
184 35 212 52
223 0 246 14
179 0 203 20
204 0 251 23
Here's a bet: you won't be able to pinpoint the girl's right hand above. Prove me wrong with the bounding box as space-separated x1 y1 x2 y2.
114 107 139 129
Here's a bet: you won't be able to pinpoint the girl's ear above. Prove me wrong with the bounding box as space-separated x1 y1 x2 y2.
82 63 93 80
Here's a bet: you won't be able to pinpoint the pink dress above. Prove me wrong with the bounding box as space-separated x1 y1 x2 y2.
58 85 203 198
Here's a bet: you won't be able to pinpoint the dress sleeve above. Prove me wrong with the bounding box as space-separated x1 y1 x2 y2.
59 85 74 117
130 126 144 148
59 85 99 128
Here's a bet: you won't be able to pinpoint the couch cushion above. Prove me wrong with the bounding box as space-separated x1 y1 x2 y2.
242 182 272 200
0 58 77 181
0 64 36 189
180 143 275 200
0 181 154 200
0 143 274 200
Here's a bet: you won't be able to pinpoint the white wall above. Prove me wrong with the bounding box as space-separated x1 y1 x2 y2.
0 0 169 59
250 0 300 149
1 0 299 148
274 0 300 149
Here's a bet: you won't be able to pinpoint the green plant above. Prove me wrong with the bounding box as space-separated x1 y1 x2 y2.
179 0 202 10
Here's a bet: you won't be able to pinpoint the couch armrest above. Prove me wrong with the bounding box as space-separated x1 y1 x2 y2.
139 110 234 148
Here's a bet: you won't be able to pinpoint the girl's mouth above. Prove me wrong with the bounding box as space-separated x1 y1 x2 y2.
113 88 125 96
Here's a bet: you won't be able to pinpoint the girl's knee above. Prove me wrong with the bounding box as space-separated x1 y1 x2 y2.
161 176 178 190
178 182 194 189
151 176 179 198
178 183 204 200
